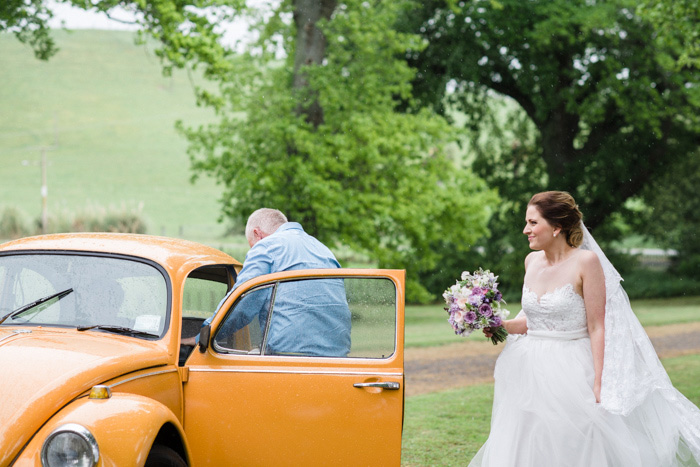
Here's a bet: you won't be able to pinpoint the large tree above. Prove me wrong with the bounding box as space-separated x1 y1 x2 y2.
2 0 497 301
182 0 497 302
401 0 700 231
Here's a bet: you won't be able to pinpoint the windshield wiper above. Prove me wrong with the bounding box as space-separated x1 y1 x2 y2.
76 324 159 338
0 288 74 326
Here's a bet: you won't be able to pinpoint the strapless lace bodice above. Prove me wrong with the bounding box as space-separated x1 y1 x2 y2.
522 284 587 332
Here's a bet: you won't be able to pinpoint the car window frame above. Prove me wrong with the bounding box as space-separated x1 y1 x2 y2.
210 271 399 360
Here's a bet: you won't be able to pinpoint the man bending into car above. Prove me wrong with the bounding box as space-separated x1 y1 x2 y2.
183 208 351 357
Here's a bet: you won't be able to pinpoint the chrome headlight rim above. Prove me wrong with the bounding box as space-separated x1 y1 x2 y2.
41 423 99 467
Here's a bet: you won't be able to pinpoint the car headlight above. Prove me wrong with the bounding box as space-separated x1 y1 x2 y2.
41 423 99 467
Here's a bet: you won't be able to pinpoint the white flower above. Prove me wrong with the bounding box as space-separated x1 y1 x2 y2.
455 289 470 307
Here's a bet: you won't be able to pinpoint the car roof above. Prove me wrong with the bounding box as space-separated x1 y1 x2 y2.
0 233 241 273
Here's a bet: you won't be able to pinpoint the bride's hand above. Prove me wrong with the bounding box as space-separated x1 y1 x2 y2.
594 382 601 403
482 327 494 338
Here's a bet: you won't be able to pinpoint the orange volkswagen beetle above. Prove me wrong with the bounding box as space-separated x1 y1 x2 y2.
0 233 405 466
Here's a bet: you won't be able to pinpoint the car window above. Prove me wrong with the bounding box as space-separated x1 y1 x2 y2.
213 277 396 359
182 278 229 319
343 277 396 358
182 266 231 340
0 265 57 318
212 285 271 354
0 254 168 336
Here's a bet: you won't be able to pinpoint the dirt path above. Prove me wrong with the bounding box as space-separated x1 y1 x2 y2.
405 321 700 397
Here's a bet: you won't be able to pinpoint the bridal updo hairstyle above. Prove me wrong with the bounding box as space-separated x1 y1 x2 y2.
528 191 584 248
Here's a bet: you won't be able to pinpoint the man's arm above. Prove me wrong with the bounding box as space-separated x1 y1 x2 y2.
181 242 275 346
233 242 274 289
214 241 275 331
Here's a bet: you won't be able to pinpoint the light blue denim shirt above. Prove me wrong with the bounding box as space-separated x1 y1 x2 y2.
204 222 351 357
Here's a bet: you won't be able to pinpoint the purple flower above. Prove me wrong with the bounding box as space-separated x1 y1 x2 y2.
445 269 508 340
448 316 458 331
468 294 483 307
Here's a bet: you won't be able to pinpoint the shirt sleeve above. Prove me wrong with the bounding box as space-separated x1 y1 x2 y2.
232 242 274 290
212 241 274 333
195 242 274 343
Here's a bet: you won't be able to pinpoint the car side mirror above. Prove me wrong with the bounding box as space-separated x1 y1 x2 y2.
198 324 211 353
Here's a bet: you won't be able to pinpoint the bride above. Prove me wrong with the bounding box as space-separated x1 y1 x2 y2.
470 191 700 466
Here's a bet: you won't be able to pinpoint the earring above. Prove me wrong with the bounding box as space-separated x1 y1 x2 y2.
553 232 557 237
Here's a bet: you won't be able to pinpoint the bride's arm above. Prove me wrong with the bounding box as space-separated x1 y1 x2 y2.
484 312 527 337
581 251 606 402
505 315 528 334
505 252 537 335
485 252 537 338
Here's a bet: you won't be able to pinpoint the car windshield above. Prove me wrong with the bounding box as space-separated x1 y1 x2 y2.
0 253 168 337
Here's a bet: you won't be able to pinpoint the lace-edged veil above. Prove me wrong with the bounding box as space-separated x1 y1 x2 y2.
580 222 700 458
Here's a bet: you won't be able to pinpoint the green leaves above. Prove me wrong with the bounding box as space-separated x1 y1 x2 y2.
183 0 496 302
638 0 700 70
8 0 498 301
405 0 700 232
1 0 58 60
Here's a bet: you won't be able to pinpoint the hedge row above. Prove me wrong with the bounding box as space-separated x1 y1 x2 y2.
0 204 147 239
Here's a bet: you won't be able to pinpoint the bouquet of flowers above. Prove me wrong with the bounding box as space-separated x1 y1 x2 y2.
443 268 510 345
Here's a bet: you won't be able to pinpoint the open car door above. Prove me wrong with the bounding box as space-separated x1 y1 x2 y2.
183 269 405 466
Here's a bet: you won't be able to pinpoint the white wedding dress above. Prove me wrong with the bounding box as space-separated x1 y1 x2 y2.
470 224 700 466
469 282 699 466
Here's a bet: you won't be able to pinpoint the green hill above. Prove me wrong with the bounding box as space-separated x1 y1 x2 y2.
0 29 238 246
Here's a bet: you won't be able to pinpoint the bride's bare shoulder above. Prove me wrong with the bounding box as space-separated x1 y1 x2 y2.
576 249 603 276
524 251 543 269
577 249 600 265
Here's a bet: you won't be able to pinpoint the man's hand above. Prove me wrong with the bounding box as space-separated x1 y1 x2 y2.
181 336 197 346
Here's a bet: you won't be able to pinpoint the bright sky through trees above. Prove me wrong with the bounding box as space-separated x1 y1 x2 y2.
46 0 253 48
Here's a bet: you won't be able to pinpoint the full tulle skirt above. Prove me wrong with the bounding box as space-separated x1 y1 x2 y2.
469 334 699 467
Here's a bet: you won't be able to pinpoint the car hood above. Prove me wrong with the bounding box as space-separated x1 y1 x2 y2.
0 327 170 465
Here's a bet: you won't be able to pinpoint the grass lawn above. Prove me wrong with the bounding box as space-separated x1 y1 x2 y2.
0 30 229 244
630 296 700 327
401 354 700 466
406 295 700 348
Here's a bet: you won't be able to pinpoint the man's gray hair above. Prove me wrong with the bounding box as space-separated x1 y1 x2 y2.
245 208 288 243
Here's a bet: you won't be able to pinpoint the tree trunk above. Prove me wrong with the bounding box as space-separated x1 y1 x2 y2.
538 107 580 190
292 0 337 128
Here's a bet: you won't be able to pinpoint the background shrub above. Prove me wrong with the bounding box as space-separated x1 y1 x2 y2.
0 207 31 239
0 204 148 239
622 268 700 299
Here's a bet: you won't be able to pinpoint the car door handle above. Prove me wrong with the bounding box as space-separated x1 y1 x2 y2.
353 382 400 390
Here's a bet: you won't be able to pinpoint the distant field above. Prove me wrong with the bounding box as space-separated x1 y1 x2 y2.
0 30 232 244
406 295 700 348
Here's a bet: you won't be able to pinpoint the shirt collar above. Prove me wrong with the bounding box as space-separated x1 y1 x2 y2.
274 222 304 233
